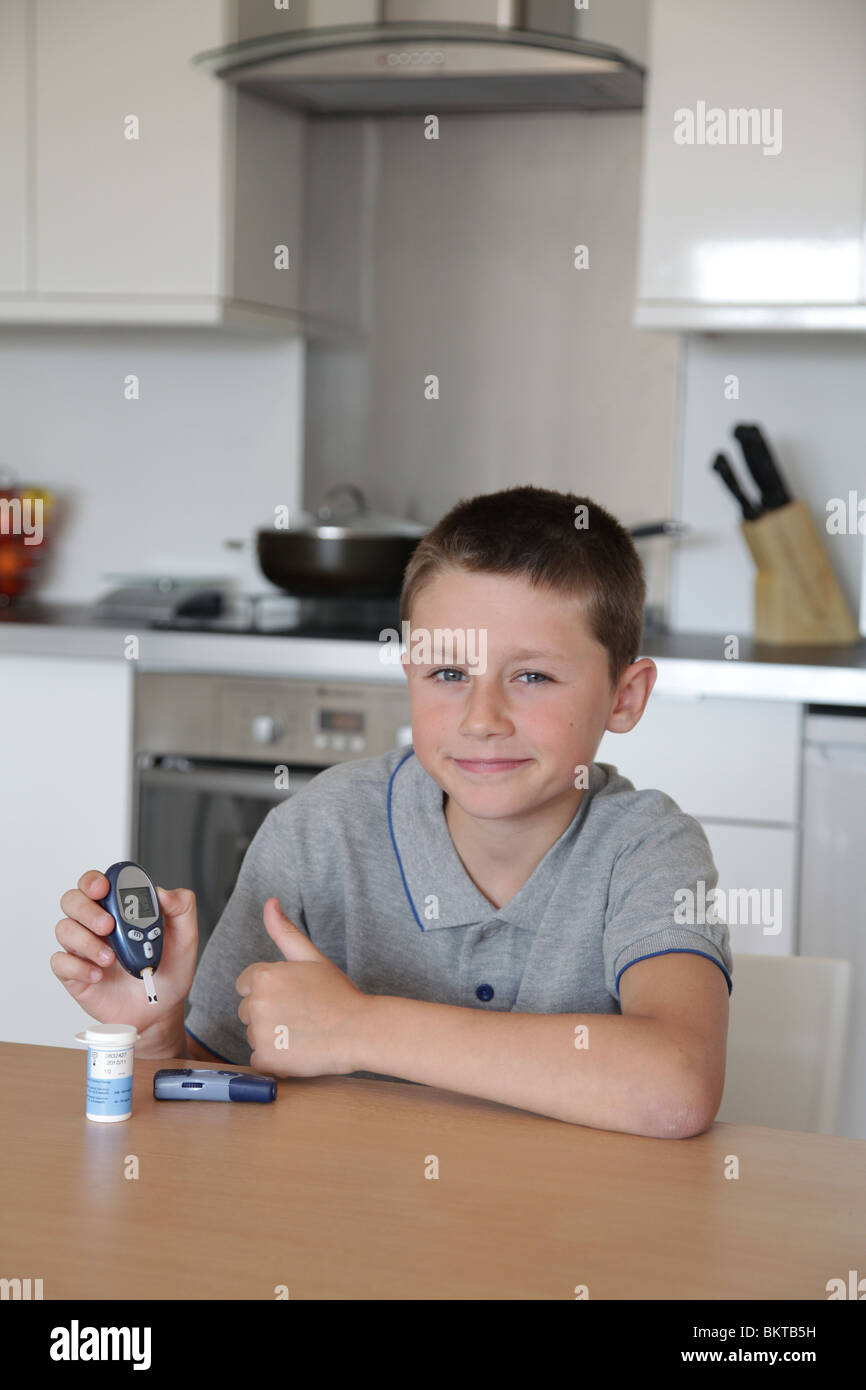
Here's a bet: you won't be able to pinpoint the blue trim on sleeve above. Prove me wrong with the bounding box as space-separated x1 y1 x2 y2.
615 948 733 999
387 747 427 933
184 1024 236 1064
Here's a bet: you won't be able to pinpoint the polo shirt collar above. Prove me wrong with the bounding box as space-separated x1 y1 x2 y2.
387 750 602 932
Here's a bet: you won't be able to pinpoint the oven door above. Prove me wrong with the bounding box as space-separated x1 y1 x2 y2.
134 756 324 1002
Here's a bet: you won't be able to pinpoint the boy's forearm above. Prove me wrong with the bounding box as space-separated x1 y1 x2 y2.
357 996 708 1138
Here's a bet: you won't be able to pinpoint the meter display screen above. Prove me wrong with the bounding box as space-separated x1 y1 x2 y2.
120 887 155 923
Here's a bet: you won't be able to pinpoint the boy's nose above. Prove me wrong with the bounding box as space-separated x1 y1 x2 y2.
456 682 513 736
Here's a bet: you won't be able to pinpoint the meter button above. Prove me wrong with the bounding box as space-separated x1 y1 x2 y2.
127 930 144 941
147 927 162 940
143 941 154 959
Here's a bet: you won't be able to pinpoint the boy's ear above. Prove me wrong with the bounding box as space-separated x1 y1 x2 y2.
605 659 657 734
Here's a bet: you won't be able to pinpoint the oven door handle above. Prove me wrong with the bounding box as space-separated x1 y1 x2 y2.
137 759 321 801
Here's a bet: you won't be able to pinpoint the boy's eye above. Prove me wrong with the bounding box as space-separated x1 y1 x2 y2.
430 668 466 682
428 669 551 683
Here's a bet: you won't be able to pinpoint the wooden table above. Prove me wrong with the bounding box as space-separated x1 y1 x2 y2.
2 1041 864 1300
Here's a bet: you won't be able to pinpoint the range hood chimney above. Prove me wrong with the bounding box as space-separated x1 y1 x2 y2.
193 1 646 115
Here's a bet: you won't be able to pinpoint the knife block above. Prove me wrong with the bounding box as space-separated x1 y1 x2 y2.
740 499 859 645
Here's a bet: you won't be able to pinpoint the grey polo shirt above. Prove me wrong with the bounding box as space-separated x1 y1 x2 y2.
185 747 733 1078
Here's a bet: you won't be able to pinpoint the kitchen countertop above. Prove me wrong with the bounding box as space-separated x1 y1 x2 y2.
2 600 866 704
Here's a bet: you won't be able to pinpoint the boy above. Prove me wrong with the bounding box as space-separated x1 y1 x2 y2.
53 486 731 1138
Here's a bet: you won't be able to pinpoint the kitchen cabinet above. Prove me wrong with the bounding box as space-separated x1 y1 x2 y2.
0 655 133 1047
598 693 801 823
597 695 803 954
0 0 28 294
700 822 797 958
0 0 307 330
636 0 866 331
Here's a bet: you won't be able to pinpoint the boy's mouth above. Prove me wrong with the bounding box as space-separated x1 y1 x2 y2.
451 757 532 775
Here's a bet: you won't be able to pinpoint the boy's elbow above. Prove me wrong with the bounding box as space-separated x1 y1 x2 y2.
663 1103 714 1139
563 1087 718 1139
632 1060 723 1139
659 1073 724 1139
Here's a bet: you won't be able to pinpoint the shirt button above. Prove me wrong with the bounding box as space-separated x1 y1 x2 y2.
475 983 495 1002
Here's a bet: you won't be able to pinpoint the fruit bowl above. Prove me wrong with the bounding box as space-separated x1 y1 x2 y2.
0 486 55 603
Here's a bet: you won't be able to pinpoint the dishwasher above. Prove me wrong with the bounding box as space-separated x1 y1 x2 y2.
799 705 866 1139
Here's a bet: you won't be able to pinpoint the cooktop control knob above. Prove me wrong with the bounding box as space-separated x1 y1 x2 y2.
251 714 284 745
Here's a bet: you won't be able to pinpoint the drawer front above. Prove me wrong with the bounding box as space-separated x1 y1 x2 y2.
699 821 798 957
596 696 802 824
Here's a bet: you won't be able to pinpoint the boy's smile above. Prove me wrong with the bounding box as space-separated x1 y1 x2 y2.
451 757 532 774
402 567 656 891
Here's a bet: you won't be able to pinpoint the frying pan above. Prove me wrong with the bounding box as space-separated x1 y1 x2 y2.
252 485 688 599
256 484 425 598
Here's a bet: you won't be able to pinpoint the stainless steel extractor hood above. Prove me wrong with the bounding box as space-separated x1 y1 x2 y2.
193 1 645 115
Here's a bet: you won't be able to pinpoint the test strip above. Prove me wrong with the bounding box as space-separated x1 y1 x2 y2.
141 967 158 1003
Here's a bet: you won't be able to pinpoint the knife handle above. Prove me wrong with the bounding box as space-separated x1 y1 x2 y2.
734 424 792 509
712 452 764 521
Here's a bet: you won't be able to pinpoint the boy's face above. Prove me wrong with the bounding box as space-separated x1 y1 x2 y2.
403 567 655 823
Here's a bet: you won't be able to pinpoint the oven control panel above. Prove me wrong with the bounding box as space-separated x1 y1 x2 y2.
134 673 412 765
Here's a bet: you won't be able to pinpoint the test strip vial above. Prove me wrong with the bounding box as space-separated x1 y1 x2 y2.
73 1023 138 1122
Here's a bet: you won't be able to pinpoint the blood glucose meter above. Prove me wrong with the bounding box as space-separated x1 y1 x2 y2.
99 861 163 1003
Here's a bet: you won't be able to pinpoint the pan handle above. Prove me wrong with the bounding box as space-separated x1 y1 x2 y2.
629 520 690 540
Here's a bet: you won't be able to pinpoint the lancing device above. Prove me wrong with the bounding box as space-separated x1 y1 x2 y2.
153 1068 277 1103
99 861 163 1004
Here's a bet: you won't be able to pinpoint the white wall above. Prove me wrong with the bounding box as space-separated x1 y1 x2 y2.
0 327 306 601
671 333 866 635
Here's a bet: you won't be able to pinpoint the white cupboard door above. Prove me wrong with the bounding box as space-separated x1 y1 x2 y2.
596 695 802 825
637 0 866 307
34 0 224 297
0 0 29 294
0 656 133 1047
699 822 797 957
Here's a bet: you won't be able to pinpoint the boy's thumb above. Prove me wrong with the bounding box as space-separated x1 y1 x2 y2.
154 885 197 931
263 897 321 962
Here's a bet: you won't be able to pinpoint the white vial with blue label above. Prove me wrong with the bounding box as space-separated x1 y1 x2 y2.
74 1023 138 1122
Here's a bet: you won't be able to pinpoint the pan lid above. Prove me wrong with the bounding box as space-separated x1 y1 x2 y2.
286 484 426 537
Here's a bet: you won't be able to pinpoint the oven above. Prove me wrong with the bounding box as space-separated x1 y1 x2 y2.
132 671 411 1010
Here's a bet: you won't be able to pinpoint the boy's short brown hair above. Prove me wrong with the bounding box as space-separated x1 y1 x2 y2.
400 484 646 691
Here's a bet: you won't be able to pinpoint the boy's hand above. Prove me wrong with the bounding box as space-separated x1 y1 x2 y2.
52 871 198 1037
236 899 372 1078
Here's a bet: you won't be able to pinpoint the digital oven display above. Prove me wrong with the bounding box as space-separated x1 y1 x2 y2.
319 710 365 734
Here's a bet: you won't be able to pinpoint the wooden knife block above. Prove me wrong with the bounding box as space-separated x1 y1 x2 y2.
740 499 859 645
